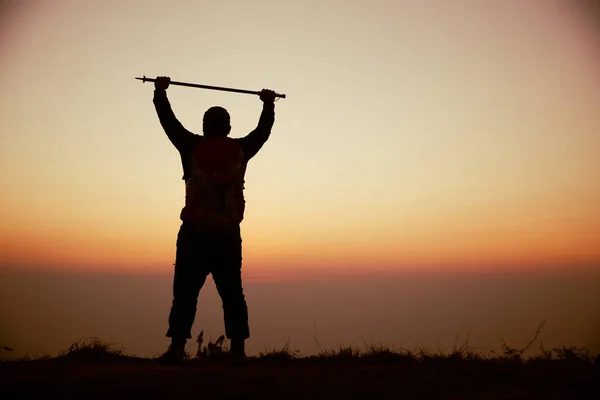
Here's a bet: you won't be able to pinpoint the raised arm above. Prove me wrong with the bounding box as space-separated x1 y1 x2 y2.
152 76 196 152
237 89 276 161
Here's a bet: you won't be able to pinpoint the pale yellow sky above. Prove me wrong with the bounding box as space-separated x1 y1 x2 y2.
0 0 599 276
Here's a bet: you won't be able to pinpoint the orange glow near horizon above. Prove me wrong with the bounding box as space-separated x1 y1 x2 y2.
0 1 599 280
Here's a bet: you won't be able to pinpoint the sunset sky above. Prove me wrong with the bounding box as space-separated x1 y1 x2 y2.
1 0 599 279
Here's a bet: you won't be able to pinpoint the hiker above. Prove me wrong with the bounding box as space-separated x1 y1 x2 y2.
152 76 276 365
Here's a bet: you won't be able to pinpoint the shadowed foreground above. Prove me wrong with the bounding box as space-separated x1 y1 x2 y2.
1 339 598 399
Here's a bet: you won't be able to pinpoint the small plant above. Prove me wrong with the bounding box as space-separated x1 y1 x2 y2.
20 347 51 361
450 333 484 361
58 337 124 362
529 341 554 362
196 331 227 358
553 346 592 363
363 342 416 363
417 345 449 363
318 344 361 359
500 320 546 362
257 340 300 361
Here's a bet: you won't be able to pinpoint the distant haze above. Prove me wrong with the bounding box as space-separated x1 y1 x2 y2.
1 268 598 358
1 0 599 276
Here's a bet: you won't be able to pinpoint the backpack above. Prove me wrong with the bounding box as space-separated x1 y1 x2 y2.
180 137 246 232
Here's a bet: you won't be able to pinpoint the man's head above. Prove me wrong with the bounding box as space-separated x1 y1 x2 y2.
203 106 231 137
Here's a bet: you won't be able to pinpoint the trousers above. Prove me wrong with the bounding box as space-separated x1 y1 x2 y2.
166 222 249 341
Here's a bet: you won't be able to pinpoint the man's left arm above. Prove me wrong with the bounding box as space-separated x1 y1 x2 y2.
238 89 276 161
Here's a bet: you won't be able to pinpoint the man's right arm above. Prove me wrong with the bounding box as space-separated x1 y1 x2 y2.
237 89 276 161
152 76 195 152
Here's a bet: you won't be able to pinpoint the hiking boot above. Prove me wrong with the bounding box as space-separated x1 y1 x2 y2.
158 343 186 366
230 338 248 367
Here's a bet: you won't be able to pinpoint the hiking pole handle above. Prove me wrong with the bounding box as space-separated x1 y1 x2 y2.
135 75 286 99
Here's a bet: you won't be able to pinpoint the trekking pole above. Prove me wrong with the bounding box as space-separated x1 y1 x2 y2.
135 75 286 99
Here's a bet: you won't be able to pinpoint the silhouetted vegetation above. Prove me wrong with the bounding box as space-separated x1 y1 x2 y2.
3 320 598 365
58 337 125 361
2 330 598 400
195 331 227 359
256 340 301 362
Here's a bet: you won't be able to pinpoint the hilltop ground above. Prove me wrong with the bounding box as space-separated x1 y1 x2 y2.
1 337 598 399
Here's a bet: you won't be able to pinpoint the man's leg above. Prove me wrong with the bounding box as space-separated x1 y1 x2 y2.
163 223 209 361
211 234 249 358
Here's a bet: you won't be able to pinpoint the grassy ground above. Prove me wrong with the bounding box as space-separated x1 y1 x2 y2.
1 336 598 399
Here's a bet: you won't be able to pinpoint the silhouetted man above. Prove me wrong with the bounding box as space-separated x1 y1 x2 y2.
152 76 276 365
